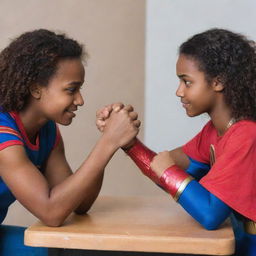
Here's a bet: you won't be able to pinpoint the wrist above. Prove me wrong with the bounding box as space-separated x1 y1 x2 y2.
121 137 138 151
160 165 194 201
99 134 120 152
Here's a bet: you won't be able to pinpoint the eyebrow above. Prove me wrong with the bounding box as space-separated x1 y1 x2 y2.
67 81 84 86
177 74 191 78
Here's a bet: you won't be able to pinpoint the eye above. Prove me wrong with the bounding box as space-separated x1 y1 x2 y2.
66 87 76 93
183 79 191 87
65 83 83 94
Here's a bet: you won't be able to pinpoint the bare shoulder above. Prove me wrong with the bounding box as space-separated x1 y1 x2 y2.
0 145 28 172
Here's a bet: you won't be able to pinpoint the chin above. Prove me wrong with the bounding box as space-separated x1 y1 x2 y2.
58 118 73 126
186 110 200 117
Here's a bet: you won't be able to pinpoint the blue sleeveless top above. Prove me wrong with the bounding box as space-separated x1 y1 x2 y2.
0 111 60 223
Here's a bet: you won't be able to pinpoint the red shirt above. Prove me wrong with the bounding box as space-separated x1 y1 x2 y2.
183 120 256 221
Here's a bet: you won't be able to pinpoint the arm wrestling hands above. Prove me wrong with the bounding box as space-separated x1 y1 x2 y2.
96 103 176 177
96 103 141 149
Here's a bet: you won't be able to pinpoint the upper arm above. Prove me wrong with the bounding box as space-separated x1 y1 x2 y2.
44 137 72 188
0 145 51 218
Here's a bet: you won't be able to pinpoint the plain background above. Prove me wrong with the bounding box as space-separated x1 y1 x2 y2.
1 0 256 226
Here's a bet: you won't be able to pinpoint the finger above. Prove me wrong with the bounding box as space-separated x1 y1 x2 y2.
96 105 112 119
133 120 141 128
96 108 106 119
112 102 124 112
103 108 112 118
123 104 134 112
96 119 106 126
129 111 138 120
104 105 112 114
96 121 106 131
118 108 130 115
105 104 113 111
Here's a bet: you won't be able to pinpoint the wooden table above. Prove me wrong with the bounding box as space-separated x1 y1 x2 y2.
25 195 235 255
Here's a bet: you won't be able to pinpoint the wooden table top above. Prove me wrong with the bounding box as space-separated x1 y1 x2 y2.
25 195 235 255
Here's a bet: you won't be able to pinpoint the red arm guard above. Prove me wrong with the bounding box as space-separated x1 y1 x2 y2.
125 140 194 200
124 139 160 185
160 165 194 201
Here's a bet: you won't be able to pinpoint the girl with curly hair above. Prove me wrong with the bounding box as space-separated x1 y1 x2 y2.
97 28 256 255
0 29 140 255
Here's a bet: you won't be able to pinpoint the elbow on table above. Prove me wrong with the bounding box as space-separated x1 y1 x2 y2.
41 207 91 226
200 215 222 230
39 203 93 226
40 216 65 227
39 211 68 227
74 200 96 215
74 208 89 215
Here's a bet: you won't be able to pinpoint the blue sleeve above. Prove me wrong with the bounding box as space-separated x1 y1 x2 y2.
0 112 24 150
0 133 23 144
186 157 210 180
157 157 230 230
178 180 231 230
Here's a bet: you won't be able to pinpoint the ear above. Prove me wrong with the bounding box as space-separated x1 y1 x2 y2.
211 77 224 92
29 84 42 99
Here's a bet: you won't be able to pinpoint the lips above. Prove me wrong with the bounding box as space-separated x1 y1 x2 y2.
66 109 77 117
181 101 190 108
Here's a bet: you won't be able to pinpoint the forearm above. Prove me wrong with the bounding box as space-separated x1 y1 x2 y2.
39 136 117 226
159 166 231 230
124 139 160 184
74 171 104 214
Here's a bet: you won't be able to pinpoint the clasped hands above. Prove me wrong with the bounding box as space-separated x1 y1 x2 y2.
96 103 176 177
96 103 140 149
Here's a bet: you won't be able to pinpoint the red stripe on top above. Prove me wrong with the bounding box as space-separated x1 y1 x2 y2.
0 140 24 151
9 112 39 151
53 124 61 149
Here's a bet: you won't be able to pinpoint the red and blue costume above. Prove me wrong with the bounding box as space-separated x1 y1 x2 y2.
0 111 60 255
126 120 256 256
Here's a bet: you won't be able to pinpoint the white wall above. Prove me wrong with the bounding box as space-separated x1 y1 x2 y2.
145 0 256 152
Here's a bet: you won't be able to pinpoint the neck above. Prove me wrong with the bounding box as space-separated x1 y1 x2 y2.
18 107 48 142
208 98 233 136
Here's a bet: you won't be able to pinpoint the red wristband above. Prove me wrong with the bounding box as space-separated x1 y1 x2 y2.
160 165 194 201
125 139 160 184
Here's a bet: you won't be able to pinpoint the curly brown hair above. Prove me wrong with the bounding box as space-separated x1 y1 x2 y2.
0 29 85 112
179 28 256 121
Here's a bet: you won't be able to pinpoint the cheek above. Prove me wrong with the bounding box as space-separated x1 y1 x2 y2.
197 91 216 111
187 87 215 112
192 84 213 100
41 95 66 112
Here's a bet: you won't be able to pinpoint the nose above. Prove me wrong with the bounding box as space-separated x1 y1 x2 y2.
176 83 184 98
74 90 84 106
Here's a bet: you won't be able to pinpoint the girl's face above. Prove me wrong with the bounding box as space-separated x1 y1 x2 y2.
176 54 218 117
37 58 85 125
